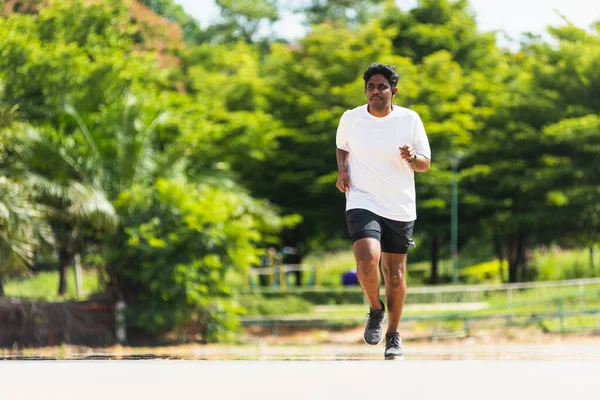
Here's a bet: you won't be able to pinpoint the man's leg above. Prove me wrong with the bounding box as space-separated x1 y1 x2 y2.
381 252 407 332
353 238 382 309
354 237 386 345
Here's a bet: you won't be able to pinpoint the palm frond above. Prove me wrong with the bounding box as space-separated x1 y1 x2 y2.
0 177 48 274
64 103 100 160
0 104 21 129
130 110 167 185
22 172 70 202
0 202 9 222
0 233 35 272
33 130 95 185
67 182 118 230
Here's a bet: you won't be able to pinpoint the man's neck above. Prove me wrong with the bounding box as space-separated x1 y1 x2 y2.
367 104 393 118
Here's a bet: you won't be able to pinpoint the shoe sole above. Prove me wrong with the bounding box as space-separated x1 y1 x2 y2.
363 335 384 345
385 354 405 360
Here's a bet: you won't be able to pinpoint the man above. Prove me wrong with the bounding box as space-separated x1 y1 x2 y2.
335 63 431 360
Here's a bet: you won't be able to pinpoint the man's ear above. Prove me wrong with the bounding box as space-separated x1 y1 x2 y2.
393 88 398 96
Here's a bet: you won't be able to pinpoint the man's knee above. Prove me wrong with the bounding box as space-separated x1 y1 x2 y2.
355 253 379 274
383 263 406 286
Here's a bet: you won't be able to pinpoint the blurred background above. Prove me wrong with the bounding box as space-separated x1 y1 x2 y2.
0 0 599 352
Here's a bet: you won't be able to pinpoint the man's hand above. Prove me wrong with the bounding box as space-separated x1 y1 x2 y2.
400 144 431 172
336 171 350 192
399 145 416 162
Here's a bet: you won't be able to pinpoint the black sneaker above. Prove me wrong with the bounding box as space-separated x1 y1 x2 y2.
384 332 404 360
363 300 385 345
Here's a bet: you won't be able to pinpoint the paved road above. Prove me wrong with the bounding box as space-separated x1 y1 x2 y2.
236 342 600 361
2 356 599 399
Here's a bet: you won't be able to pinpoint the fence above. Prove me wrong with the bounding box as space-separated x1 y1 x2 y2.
242 278 600 337
0 299 117 348
246 264 318 289
403 277 600 309
252 277 600 305
242 298 600 338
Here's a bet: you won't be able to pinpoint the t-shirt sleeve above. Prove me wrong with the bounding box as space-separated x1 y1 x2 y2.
336 111 350 151
412 113 431 159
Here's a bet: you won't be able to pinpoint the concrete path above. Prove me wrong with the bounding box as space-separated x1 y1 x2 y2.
2 348 600 400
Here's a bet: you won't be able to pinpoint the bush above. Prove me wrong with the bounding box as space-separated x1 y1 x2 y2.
530 247 597 281
108 179 295 342
460 259 506 284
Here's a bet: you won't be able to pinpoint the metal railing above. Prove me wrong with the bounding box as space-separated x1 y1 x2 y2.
249 276 600 303
404 277 600 307
246 264 318 289
241 291 600 337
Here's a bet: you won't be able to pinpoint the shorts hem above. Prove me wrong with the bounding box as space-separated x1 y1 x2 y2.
350 230 380 244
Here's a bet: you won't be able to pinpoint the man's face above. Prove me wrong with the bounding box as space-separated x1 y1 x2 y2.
365 74 397 111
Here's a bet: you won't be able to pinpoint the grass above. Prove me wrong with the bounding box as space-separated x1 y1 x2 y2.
4 269 101 301
304 250 356 288
303 246 599 289
531 247 598 280
544 314 600 332
242 283 600 327
241 289 600 335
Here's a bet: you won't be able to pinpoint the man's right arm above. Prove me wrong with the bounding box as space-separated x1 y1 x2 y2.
336 148 349 171
336 148 350 192
335 111 351 193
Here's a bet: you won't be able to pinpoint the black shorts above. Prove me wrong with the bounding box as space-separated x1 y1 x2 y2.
345 208 415 254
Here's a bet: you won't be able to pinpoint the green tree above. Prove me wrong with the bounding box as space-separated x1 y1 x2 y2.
0 0 295 339
0 101 115 297
297 0 385 27
380 0 501 71
461 22 600 282
0 0 158 294
0 107 54 295
204 0 279 44
17 125 118 295
62 83 295 337
408 50 494 282
0 0 167 126
179 41 288 175
542 116 600 247
111 178 293 339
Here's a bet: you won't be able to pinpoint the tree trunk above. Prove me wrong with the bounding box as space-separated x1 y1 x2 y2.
519 246 529 282
493 236 505 282
0 271 4 297
58 245 73 296
591 247 595 270
507 235 525 283
429 235 440 284
508 261 518 284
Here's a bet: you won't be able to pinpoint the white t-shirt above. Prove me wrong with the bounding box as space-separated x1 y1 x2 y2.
336 104 431 222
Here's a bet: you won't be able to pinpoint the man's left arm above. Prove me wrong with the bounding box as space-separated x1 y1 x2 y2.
399 145 431 173
408 154 430 172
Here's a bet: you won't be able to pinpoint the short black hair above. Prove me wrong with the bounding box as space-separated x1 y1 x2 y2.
363 63 399 90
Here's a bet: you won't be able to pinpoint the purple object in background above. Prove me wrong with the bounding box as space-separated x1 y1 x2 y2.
342 270 359 286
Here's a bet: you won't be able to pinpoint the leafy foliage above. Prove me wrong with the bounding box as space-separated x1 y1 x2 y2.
111 178 293 338
1 0 599 341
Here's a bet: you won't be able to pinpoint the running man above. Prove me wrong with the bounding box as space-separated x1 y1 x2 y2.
335 63 431 360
